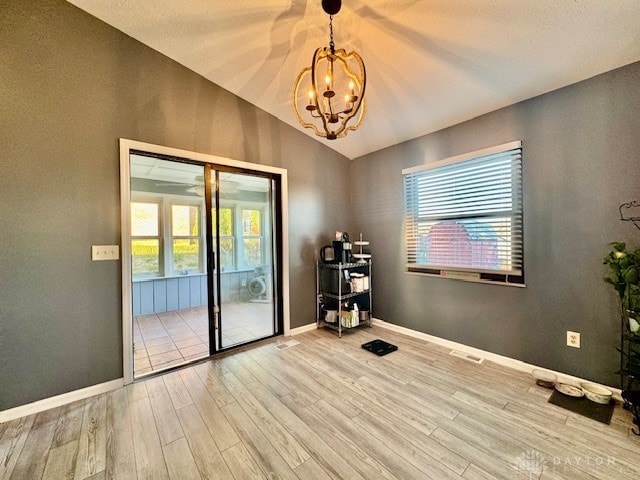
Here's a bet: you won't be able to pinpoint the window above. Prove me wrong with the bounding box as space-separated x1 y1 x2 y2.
171 204 201 273
242 208 263 267
132 198 267 276
131 199 205 278
403 141 523 285
216 207 235 271
131 201 161 276
213 205 266 271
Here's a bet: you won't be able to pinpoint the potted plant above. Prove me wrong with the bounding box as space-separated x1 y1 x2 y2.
604 242 640 431
611 202 640 322
604 241 640 325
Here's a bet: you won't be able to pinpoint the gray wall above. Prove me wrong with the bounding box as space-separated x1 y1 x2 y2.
2 0 637 411
351 61 640 387
0 0 351 410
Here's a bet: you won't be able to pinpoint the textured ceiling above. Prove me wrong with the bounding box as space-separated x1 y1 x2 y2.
67 0 640 159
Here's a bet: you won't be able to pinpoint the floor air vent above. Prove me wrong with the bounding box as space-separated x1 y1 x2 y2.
275 339 300 351
449 349 484 365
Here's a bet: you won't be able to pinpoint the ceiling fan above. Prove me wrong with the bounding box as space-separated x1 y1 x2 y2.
185 176 241 196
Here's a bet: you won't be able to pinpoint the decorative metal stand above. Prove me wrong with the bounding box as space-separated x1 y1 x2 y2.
622 390 640 436
620 201 640 232
617 201 640 434
618 326 640 434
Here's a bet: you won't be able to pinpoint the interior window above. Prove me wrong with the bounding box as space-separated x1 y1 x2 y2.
216 207 235 271
242 208 263 267
131 201 162 276
171 204 202 274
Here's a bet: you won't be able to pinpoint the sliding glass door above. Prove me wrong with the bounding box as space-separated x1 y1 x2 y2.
128 153 280 379
210 170 277 349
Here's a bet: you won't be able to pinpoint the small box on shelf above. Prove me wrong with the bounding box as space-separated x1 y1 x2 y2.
350 273 369 293
340 310 359 328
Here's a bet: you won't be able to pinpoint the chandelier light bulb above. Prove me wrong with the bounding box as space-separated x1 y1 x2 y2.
306 89 317 111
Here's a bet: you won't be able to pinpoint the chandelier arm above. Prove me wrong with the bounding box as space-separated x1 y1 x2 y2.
338 100 366 138
293 64 329 138
310 47 333 138
329 50 366 121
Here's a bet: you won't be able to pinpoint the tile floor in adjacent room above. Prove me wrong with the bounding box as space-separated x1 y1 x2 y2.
134 302 274 377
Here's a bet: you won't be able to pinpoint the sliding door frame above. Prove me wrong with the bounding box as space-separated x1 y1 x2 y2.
120 139 290 385
209 166 283 352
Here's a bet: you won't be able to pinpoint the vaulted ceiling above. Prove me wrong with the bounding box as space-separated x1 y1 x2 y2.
67 0 640 159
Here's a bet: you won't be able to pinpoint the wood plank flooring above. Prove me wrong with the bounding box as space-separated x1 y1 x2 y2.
2 326 640 479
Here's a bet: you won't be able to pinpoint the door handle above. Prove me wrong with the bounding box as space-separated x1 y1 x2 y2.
208 251 215 271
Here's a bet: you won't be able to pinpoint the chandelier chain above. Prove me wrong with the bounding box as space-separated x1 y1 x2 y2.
329 15 335 52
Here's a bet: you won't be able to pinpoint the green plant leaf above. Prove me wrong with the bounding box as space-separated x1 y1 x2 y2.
624 268 639 284
612 242 626 252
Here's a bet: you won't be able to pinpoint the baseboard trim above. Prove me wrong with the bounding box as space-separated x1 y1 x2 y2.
372 318 622 398
0 378 124 424
287 322 318 336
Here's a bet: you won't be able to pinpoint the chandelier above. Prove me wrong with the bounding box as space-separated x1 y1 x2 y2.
293 0 366 140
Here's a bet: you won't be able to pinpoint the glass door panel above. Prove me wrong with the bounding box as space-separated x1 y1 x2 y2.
129 154 210 378
128 153 280 379
211 170 277 349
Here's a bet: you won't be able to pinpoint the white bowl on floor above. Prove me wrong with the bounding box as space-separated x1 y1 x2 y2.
532 369 557 389
580 383 613 404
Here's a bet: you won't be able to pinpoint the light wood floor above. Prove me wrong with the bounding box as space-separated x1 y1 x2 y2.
2 326 640 480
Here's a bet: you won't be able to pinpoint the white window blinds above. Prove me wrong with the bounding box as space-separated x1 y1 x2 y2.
403 141 523 284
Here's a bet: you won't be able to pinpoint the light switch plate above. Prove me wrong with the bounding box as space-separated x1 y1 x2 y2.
92 245 120 261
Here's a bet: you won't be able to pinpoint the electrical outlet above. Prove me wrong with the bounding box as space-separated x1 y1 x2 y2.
567 331 580 348
92 245 120 261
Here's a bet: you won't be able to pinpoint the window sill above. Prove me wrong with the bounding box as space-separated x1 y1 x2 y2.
133 273 205 283
405 269 526 287
220 268 257 274
132 268 257 283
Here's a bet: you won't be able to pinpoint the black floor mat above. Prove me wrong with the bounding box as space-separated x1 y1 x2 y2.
361 339 398 356
548 390 615 424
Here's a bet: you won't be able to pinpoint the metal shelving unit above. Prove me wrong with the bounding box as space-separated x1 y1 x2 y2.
316 261 372 337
